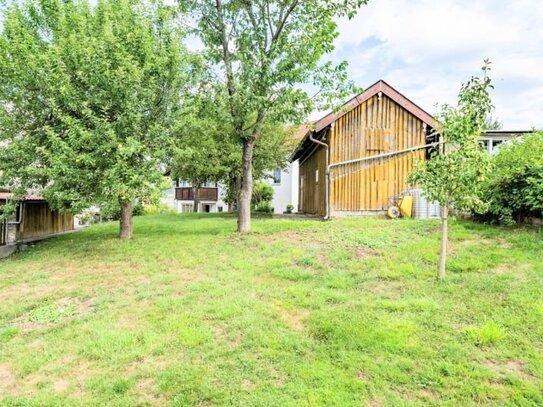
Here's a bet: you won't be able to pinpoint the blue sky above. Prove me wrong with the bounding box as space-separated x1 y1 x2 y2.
326 0 543 129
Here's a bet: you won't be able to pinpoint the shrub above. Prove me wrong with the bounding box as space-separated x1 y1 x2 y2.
252 180 274 208
132 202 145 217
254 202 273 213
286 204 294 213
475 132 543 224
143 203 176 215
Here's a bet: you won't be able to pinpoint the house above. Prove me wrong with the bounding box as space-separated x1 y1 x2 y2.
291 80 439 217
479 130 532 154
267 161 299 214
0 193 75 257
162 180 229 213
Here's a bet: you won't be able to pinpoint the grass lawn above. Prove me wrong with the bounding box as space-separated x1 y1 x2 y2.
0 214 542 406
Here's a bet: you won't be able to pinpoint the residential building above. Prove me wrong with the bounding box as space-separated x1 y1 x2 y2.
162 180 229 213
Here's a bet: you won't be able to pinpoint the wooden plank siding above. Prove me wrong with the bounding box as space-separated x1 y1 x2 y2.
329 93 426 212
19 202 74 240
175 187 218 201
299 142 327 216
298 93 427 215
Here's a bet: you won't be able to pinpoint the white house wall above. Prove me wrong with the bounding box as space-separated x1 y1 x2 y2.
268 161 299 214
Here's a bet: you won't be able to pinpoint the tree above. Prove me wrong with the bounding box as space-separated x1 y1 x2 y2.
0 0 190 239
408 61 494 280
184 0 367 232
485 116 503 130
169 87 299 213
169 90 234 212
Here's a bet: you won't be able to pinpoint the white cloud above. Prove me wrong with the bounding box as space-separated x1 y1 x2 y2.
331 0 543 129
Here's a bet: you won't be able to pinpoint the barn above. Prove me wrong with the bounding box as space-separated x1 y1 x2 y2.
291 80 439 217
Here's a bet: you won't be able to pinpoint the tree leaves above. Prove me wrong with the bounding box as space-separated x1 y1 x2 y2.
409 60 495 213
0 0 192 216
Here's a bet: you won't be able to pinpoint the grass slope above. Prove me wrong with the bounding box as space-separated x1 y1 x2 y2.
0 214 542 406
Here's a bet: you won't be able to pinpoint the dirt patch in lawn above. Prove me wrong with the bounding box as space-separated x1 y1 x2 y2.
453 237 513 253
486 359 536 382
11 297 96 332
418 388 439 401
362 280 406 299
133 378 167 406
262 230 327 249
275 306 310 332
492 263 532 276
0 364 16 395
356 371 368 381
210 324 243 348
53 378 69 393
353 246 379 259
241 379 256 390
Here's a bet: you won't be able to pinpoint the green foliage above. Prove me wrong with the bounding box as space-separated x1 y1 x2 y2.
409 60 495 213
286 203 295 213
143 202 177 216
0 0 190 224
251 180 274 208
254 201 274 213
185 0 368 230
189 1 367 132
169 90 296 192
475 132 543 224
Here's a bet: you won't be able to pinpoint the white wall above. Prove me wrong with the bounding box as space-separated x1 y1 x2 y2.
268 161 299 214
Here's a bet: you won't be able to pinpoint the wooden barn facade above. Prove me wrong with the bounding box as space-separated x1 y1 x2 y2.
0 193 74 249
292 80 438 217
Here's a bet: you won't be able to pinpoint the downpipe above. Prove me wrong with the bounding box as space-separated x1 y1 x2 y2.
7 202 24 225
309 132 330 220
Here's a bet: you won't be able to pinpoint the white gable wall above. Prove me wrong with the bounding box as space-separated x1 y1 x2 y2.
268 161 299 214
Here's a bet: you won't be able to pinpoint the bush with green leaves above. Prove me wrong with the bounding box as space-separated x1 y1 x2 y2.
475 131 543 224
251 181 274 209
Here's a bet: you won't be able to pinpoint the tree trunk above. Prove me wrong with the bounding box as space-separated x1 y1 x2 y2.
119 200 133 240
231 176 241 213
438 205 449 280
237 139 254 233
192 186 199 213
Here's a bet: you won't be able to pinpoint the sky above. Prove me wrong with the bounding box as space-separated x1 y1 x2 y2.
1 0 541 129
327 0 543 129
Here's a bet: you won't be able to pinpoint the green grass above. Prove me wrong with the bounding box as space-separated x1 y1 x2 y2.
0 213 542 406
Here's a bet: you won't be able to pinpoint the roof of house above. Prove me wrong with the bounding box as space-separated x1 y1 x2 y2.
291 80 437 161
0 192 45 202
482 130 534 138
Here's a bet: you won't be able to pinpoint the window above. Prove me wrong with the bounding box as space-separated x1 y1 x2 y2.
218 206 223 213
273 169 281 184
491 140 504 155
315 169 319 183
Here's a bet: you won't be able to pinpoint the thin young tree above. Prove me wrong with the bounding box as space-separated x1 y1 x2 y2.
409 60 494 279
0 0 190 239
184 0 367 232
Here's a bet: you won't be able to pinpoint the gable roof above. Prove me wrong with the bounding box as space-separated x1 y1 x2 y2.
317 80 436 132
292 80 437 161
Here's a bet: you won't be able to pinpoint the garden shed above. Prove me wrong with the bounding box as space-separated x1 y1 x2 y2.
0 193 74 251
